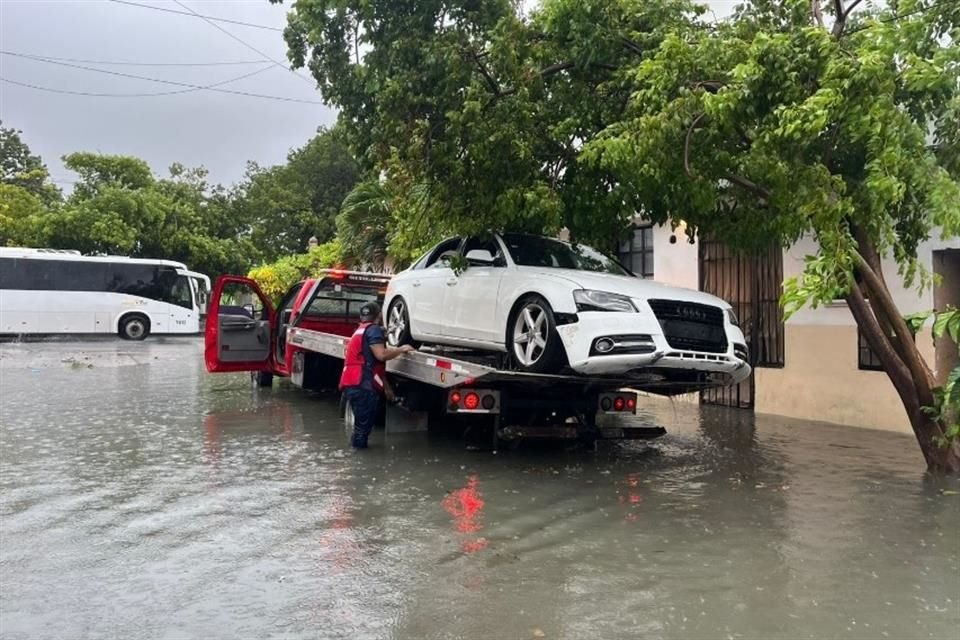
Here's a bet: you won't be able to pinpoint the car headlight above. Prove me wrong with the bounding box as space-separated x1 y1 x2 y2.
726 307 739 327
573 290 637 313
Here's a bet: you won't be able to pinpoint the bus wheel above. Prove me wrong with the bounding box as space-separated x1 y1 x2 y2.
119 314 150 341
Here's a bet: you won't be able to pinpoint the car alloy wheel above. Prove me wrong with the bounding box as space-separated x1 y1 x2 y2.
512 302 549 366
387 299 408 347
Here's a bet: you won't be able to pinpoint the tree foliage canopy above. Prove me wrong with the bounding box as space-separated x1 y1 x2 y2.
0 127 359 279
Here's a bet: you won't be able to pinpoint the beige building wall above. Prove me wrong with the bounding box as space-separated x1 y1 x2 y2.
754 325 935 433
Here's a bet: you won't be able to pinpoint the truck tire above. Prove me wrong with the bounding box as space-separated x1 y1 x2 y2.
252 371 273 387
119 314 150 341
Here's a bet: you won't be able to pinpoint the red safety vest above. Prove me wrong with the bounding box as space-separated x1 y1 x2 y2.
338 322 386 392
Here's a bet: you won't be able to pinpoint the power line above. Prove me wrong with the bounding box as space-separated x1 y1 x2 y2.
106 0 283 32
0 62 273 98
3 53 269 68
0 52 324 104
172 0 313 86
846 0 954 35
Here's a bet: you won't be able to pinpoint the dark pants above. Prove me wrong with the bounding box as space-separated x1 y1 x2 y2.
344 387 379 448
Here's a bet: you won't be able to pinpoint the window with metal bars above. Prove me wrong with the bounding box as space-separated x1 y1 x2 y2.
618 225 654 279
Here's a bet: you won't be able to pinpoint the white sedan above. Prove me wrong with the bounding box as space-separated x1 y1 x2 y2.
383 233 751 385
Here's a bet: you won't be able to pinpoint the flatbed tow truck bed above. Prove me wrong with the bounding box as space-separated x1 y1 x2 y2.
286 326 726 447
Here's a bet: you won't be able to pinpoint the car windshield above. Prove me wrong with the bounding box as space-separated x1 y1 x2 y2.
501 234 630 276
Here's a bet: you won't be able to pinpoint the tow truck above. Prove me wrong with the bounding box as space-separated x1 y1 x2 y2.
204 270 731 447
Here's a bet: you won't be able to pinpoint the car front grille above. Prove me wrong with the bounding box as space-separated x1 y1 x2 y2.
647 299 728 353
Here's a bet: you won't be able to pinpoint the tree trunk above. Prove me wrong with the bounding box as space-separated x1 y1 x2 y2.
846 231 960 473
907 403 960 473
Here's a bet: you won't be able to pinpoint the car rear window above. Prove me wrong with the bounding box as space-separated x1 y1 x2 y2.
303 280 381 318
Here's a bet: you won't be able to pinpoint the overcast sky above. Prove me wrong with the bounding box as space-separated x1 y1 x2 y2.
0 0 738 190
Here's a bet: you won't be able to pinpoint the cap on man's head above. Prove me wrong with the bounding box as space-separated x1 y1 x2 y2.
359 301 381 321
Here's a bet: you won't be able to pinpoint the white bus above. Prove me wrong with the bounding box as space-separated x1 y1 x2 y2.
0 248 211 340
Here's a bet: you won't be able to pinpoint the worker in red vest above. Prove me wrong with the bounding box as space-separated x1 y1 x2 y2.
339 301 414 448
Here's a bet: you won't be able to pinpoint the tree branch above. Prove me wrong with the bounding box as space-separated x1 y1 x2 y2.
691 80 727 93
854 251 936 402
496 61 614 98
845 281 916 405
471 50 503 97
540 61 576 76
722 172 771 201
684 112 708 177
832 0 848 38
812 0 825 28
842 0 864 21
621 36 644 56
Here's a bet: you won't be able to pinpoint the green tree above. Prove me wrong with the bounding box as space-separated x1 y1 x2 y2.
233 127 359 259
0 122 60 204
0 183 49 247
580 0 960 471
274 0 701 254
280 0 960 470
336 180 393 270
247 240 343 301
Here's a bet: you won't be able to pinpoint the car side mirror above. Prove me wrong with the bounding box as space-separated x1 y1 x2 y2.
242 303 255 318
465 249 496 266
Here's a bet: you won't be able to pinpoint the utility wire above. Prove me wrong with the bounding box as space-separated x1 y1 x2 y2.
0 52 323 104
2 53 269 68
106 0 283 32
0 62 273 98
172 0 313 86
845 0 954 35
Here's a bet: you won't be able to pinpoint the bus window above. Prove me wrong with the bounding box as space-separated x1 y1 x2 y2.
168 276 193 310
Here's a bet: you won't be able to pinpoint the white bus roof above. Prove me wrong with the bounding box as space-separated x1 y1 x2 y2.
0 247 191 270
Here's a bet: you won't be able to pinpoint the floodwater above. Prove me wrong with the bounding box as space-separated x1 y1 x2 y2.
1 340 958 640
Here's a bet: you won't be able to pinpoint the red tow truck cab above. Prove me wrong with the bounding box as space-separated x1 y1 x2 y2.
204 269 392 382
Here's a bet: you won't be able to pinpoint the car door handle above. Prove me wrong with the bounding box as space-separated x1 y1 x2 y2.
446 277 458 286
412 280 421 287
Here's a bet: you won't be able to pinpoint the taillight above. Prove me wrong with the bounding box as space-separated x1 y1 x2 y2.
447 389 499 414
464 392 480 410
599 392 637 414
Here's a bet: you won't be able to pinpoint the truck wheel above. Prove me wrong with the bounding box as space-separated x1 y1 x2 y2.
508 295 565 374
119 314 150 341
343 398 356 436
386 297 418 347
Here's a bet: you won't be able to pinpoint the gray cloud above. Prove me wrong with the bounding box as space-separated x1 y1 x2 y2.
1 0 740 189
0 0 335 187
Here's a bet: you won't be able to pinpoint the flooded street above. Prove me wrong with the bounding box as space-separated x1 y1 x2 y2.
1 340 958 640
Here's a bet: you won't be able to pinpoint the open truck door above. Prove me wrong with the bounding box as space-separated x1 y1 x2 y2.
204 275 276 373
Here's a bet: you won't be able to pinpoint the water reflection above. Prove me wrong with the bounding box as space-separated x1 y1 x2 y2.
442 474 488 553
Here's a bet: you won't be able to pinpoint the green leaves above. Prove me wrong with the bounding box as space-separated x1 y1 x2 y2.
933 307 960 344
0 122 61 205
